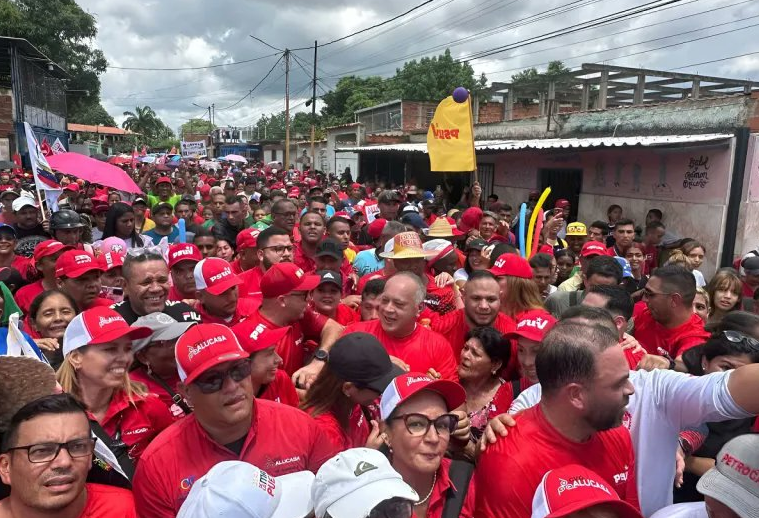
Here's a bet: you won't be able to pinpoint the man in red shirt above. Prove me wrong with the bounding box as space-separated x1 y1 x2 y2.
133 324 338 517
431 270 516 358
633 265 709 368
643 221 665 274
244 262 344 383
293 212 326 274
475 322 638 518
238 226 293 299
343 272 458 380
0 393 137 517
192 257 258 325
229 228 259 274
54 250 112 311
608 219 636 258
167 243 202 302
16 240 71 313
312 270 358 326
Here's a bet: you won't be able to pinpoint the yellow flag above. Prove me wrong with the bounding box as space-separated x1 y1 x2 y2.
427 95 476 172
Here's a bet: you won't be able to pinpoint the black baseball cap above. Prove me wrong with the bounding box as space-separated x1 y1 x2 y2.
466 238 488 251
317 270 342 288
327 333 405 393
152 202 173 215
316 238 343 260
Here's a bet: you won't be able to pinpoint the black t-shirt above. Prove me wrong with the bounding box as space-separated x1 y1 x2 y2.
13 224 50 240
224 436 247 456
111 300 201 325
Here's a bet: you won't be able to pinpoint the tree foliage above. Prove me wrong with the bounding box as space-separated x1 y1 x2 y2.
0 0 110 123
180 118 215 137
511 61 572 104
122 106 174 145
252 111 321 140
70 102 116 126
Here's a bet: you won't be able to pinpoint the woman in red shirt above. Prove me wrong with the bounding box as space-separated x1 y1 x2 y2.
301 332 403 452
57 307 174 466
380 372 476 518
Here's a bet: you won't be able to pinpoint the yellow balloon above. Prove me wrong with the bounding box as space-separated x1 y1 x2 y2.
526 187 552 257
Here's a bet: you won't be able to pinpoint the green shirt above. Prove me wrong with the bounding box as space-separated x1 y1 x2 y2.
147 193 183 209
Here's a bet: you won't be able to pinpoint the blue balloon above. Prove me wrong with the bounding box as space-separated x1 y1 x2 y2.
519 203 527 258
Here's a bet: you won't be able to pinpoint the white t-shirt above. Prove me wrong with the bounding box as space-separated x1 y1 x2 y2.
650 502 706 518
693 270 706 288
453 268 469 284
508 369 751 517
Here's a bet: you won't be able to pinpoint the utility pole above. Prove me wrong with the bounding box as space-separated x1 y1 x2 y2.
310 40 317 172
284 49 291 170
208 105 213 157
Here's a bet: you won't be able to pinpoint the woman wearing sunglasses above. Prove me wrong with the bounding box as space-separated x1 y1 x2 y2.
379 372 475 518
57 307 175 469
301 332 404 451
674 328 759 503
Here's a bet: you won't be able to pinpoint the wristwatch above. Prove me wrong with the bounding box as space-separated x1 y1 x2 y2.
313 349 328 362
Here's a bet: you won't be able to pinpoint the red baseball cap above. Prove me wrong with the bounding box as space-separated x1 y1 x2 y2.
236 228 260 251
156 176 172 185
193 258 242 295
64 184 80 193
33 240 71 262
489 253 534 279
260 263 320 299
175 323 248 385
97 251 124 272
505 310 556 343
168 243 202 269
55 250 104 279
350 182 361 189
231 320 290 354
288 188 300 198
62 307 152 356
554 198 570 209
379 372 466 420
581 241 609 258
532 464 643 518
457 207 483 233
367 218 388 240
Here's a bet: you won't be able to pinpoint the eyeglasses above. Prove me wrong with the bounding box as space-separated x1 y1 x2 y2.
262 245 294 255
643 288 672 299
368 498 414 518
273 211 297 219
722 330 759 350
5 437 96 463
388 413 458 437
193 359 252 394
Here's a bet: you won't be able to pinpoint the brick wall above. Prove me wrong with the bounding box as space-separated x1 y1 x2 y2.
402 101 438 132
478 101 504 123
366 134 408 144
0 92 13 138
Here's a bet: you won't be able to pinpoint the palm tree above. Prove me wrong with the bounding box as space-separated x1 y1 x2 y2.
122 106 159 137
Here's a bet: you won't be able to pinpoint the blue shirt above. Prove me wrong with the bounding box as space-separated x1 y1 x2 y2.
353 248 384 277
143 226 180 245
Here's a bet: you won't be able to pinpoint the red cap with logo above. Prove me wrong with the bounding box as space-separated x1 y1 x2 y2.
97 251 124 272
156 176 172 185
236 228 260 251
379 372 466 421
33 240 72 262
505 309 557 342
260 262 320 299
168 243 202 269
175 323 248 385
231 320 290 354
489 253 534 279
62 307 152 356
457 207 483 233
367 218 388 240
193 257 242 295
55 250 104 279
531 464 643 518
581 241 609 258
350 182 361 189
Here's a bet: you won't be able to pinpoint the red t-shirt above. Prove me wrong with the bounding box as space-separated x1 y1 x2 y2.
431 309 517 360
194 297 260 326
79 483 137 517
167 285 191 303
10 254 31 279
307 404 370 451
243 308 327 376
326 303 359 327
258 369 299 407
643 244 659 275
129 368 187 419
475 405 639 518
343 320 458 380
633 308 709 358
293 244 317 274
15 279 44 313
415 457 477 518
98 390 175 463
239 266 264 299
133 399 339 518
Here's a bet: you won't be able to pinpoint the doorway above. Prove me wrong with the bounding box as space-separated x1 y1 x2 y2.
538 168 583 221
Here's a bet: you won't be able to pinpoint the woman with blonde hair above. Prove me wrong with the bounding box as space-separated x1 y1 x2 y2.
489 252 545 319
693 287 710 323
705 269 743 324
57 306 174 469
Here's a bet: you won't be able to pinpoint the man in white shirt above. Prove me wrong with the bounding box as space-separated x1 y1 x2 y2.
650 434 758 518
482 308 759 517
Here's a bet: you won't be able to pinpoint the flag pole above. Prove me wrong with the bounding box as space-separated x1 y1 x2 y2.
35 187 47 221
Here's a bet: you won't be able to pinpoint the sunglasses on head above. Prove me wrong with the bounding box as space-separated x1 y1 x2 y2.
193 359 252 394
722 330 759 350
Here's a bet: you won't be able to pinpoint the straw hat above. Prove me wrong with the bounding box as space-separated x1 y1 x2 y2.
0 356 57 431
426 217 464 239
379 231 438 260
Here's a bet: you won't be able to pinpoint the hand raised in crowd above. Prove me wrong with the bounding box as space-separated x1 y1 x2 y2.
637 353 671 371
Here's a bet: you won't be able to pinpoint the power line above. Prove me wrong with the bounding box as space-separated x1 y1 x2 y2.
107 52 280 71
216 53 285 111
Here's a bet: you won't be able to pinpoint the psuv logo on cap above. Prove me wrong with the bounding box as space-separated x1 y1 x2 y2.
209 268 232 283
173 247 194 258
494 258 506 268
518 317 549 330
406 375 432 386
250 323 267 341
557 476 612 496
74 254 92 264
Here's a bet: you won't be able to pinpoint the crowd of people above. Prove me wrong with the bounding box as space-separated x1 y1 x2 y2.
0 159 757 518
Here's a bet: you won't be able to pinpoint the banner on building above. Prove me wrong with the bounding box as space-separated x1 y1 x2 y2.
51 138 66 155
426 94 476 172
181 140 207 158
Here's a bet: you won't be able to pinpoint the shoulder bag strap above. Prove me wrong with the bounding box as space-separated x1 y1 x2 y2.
442 459 475 518
149 373 193 415
511 378 522 399
89 419 135 481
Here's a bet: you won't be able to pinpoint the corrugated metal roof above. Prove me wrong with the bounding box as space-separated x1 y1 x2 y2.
336 134 733 153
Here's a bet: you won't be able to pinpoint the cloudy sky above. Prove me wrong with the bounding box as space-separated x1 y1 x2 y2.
77 0 759 134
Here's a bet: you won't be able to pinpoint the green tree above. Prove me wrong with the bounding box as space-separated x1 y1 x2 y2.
0 0 108 123
68 102 116 126
320 75 387 126
180 118 215 137
122 106 159 136
511 60 572 104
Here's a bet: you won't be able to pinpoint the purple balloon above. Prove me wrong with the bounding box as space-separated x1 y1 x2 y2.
452 87 469 103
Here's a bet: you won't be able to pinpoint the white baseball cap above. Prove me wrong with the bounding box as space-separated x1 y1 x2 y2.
312 448 419 518
12 195 37 212
177 461 314 518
